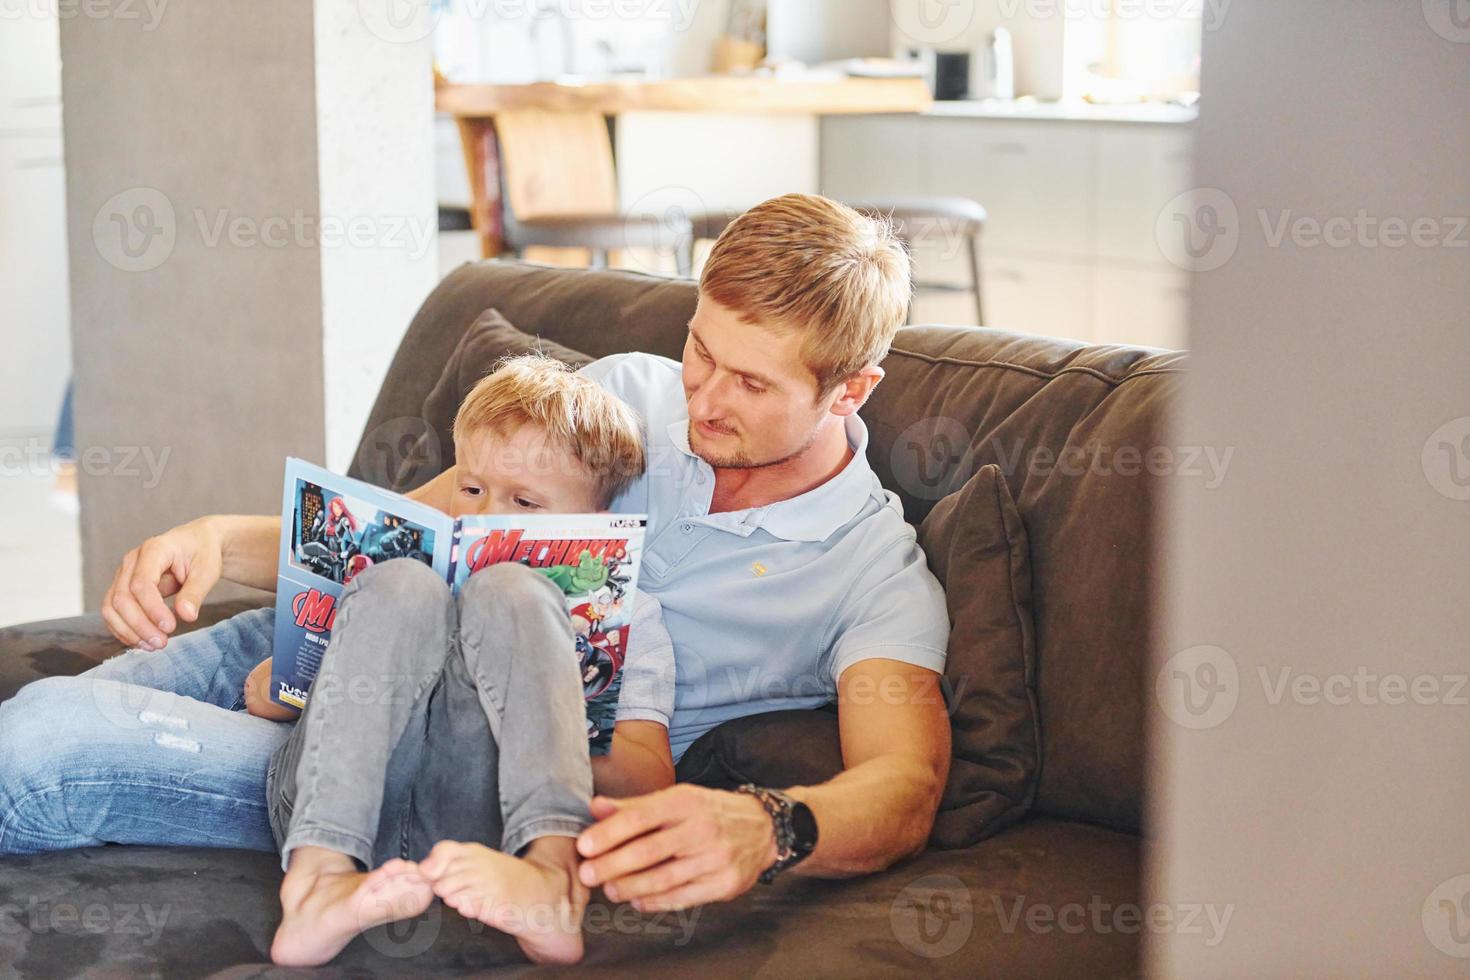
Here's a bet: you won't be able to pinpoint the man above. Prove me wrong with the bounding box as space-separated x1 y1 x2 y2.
0 193 951 921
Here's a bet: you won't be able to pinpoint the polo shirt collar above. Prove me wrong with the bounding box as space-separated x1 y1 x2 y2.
665 413 876 544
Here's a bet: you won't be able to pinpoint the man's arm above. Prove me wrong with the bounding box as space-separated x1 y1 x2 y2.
100 513 278 649
591 720 676 799
782 659 949 876
100 465 458 649
574 658 950 908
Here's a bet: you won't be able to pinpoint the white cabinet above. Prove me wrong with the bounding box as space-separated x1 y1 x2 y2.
818 114 923 202
821 111 1196 350
981 254 1094 343
925 118 1095 258
1094 124 1196 264
1093 264 1190 350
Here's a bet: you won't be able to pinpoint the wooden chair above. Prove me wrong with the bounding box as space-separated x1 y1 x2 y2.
455 109 690 273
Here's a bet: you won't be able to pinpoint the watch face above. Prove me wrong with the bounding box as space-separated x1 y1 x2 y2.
791 801 819 854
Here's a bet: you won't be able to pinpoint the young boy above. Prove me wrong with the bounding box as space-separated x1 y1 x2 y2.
253 354 675 967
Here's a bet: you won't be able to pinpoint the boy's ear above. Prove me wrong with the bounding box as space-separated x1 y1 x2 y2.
828 366 885 417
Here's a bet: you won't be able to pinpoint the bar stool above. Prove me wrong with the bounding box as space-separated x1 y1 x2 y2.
505 210 692 275
684 196 987 325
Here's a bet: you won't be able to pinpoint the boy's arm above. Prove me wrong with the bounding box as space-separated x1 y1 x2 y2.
592 721 675 798
244 657 300 722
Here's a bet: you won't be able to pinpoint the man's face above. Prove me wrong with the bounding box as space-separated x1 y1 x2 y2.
681 296 838 469
451 423 603 518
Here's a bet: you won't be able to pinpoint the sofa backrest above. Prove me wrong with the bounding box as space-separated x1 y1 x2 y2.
355 261 1184 833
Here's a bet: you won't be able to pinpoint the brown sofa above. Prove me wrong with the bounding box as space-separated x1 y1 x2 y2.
0 261 1182 977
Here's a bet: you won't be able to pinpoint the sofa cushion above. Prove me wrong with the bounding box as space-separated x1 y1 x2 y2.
389 308 594 490
351 263 695 487
674 705 844 792
865 328 1185 832
917 464 1039 848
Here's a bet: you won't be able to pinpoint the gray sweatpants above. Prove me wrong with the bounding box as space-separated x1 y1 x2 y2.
265 558 593 871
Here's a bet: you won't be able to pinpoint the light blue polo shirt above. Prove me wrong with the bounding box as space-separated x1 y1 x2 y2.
580 353 950 764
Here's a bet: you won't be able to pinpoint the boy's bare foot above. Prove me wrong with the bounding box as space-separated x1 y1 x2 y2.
420 837 589 965
271 848 434 967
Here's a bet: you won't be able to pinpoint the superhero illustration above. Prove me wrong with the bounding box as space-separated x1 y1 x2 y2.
568 573 635 751
296 494 360 582
358 513 427 564
536 548 610 595
571 581 630 700
291 481 435 585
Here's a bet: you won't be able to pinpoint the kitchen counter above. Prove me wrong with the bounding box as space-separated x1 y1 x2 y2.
436 75 932 117
925 98 1198 124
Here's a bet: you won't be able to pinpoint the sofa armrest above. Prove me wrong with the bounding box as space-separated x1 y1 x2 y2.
0 600 269 703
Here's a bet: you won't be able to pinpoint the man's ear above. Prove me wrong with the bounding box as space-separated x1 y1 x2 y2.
827 366 885 418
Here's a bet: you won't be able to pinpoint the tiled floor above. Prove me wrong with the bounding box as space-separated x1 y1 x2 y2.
0 444 82 629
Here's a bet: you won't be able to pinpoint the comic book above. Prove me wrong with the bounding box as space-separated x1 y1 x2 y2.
271 458 647 747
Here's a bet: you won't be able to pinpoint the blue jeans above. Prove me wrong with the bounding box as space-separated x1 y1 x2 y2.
0 605 288 853
0 561 594 862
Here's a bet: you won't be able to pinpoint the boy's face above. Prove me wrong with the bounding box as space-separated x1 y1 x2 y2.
451 423 603 518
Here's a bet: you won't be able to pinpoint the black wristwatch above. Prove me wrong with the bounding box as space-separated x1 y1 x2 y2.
736 784 819 884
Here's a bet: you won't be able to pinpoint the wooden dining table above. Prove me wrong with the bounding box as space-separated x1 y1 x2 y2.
436 75 933 261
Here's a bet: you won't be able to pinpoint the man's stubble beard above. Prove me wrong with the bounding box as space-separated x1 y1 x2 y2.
690 420 824 471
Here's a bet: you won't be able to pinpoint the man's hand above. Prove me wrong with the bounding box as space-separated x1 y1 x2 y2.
575 784 778 912
101 517 225 650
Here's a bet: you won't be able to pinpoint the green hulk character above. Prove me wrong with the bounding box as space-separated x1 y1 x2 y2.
537 549 608 596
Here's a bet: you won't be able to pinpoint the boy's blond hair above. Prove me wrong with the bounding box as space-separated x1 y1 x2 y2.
699 193 912 395
452 354 644 508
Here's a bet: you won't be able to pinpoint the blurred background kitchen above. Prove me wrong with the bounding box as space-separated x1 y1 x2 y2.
433 0 1201 347
1 0 1204 624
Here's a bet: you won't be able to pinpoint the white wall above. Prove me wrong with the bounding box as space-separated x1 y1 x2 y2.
433 0 724 81
0 12 70 440
1150 1 1470 975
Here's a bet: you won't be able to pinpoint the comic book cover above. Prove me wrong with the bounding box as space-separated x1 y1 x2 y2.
271 458 452 708
270 459 648 750
452 514 647 751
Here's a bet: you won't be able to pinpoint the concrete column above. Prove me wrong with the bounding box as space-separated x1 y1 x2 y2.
61 1 437 605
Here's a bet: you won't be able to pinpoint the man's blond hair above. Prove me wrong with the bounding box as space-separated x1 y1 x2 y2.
699 193 912 395
452 354 644 508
